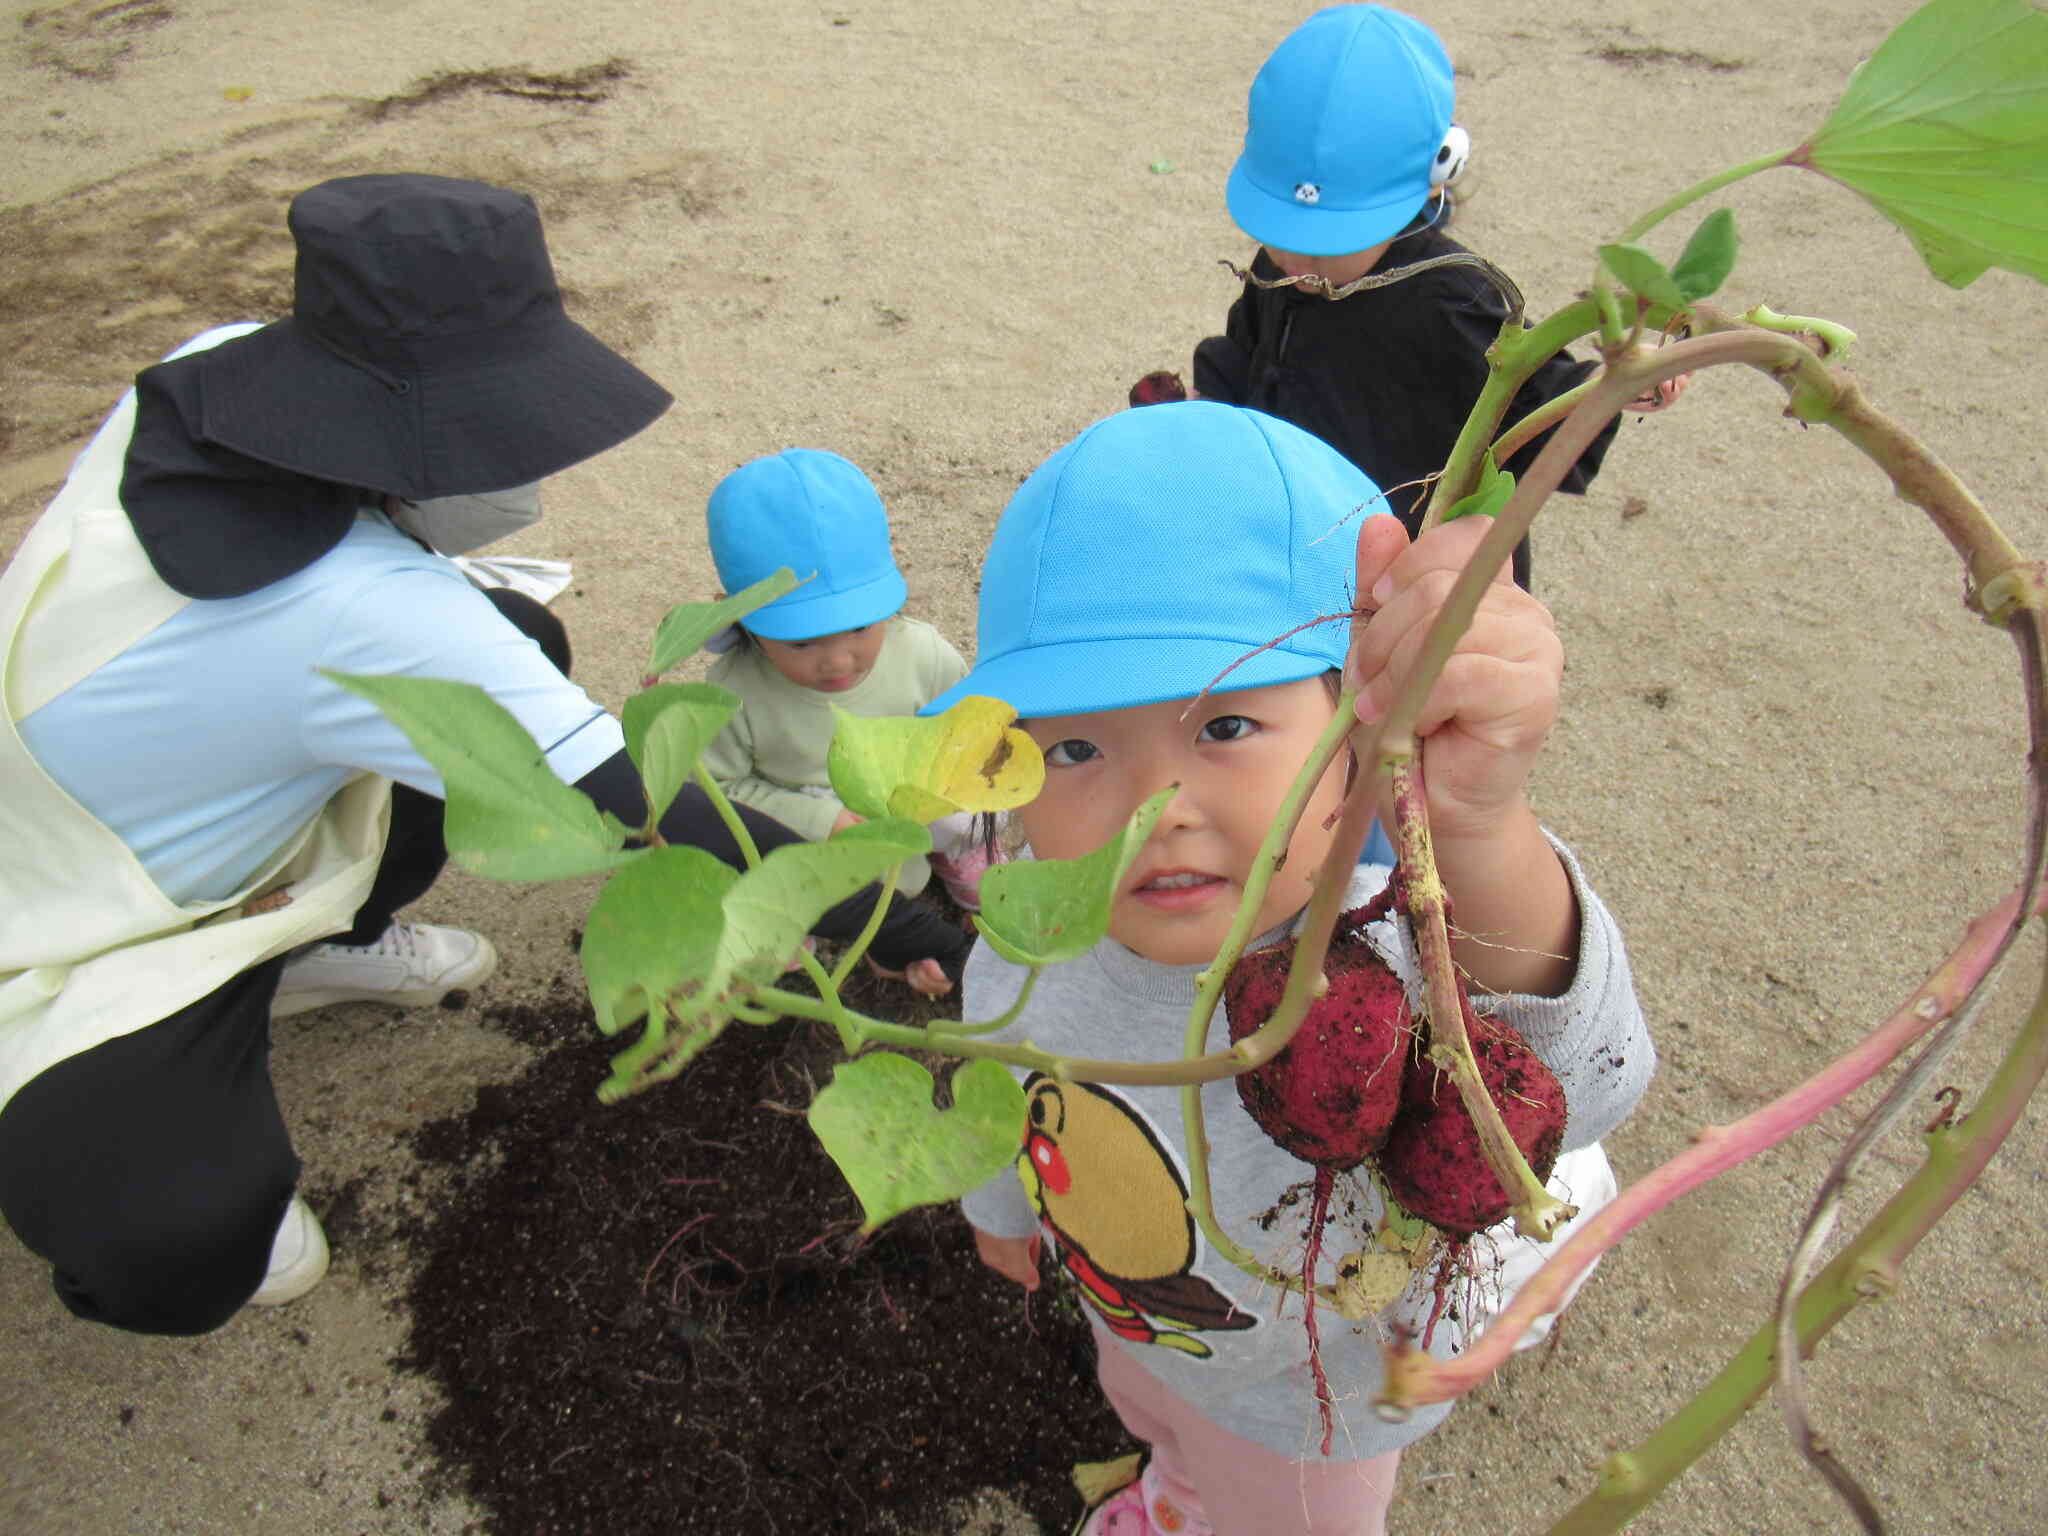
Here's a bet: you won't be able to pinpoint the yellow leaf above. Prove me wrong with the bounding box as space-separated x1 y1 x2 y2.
827 696 1044 821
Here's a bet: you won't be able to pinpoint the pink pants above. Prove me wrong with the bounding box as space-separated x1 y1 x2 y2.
1093 1336 1402 1536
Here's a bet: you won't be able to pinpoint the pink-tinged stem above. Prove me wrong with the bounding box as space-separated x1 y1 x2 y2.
1377 882 2036 1414
1540 949 2048 1536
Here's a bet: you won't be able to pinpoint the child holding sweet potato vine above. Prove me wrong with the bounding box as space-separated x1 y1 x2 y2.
1187 4 1683 592
928 401 1654 1536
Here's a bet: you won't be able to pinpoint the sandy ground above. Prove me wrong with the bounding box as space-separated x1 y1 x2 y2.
4 0 2046 1532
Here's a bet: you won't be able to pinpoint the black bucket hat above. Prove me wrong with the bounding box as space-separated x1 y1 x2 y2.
191 173 673 499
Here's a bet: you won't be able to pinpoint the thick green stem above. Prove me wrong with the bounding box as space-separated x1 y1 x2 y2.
693 765 762 869
786 943 863 1053
749 982 1287 1088
1418 298 1603 530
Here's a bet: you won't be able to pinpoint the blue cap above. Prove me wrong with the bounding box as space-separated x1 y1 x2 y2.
1226 4 1455 258
923 402 1386 720
706 448 908 641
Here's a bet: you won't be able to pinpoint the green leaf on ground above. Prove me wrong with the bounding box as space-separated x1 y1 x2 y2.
809 1055 1027 1231
973 786 1175 965
828 696 1044 823
621 684 738 827
1802 0 2048 287
1671 208 1739 301
323 671 635 882
644 568 800 680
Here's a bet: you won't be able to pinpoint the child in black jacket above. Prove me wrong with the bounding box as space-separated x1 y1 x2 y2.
1189 4 1679 589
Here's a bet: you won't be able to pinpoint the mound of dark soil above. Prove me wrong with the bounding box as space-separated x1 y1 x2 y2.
400 976 1131 1535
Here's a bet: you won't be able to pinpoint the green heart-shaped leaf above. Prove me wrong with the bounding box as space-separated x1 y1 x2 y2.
721 820 930 983
644 568 801 680
323 671 636 882
580 844 737 1037
973 786 1174 965
808 1055 1027 1231
621 683 739 826
1802 0 2048 287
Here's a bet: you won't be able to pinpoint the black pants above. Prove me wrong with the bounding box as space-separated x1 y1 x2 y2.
0 590 567 1335
0 591 965 1334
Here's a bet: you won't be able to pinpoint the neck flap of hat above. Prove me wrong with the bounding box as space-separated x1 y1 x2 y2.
121 349 360 599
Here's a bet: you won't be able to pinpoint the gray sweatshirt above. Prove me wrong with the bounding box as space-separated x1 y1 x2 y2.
959 838 1653 1459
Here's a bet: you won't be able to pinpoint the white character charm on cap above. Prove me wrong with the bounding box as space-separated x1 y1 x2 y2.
1431 124 1471 188
1293 182 1322 204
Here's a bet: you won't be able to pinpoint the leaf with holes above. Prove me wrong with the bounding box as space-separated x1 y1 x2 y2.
827 695 1044 823
809 1055 1027 1231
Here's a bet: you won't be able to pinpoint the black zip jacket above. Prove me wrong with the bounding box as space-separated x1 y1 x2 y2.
1193 227 1620 590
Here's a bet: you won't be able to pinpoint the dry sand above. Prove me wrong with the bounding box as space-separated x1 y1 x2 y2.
4 0 2046 1531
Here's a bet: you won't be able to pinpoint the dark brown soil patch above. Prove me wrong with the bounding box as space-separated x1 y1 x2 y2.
400 978 1132 1534
1589 42 1745 72
356 59 632 120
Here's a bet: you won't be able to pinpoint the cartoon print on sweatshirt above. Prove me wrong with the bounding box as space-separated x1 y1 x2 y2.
1017 1075 1257 1356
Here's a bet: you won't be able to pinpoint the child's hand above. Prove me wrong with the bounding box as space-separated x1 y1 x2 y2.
863 954 954 997
974 1227 1043 1291
1347 515 1562 846
831 809 864 834
1626 372 1690 412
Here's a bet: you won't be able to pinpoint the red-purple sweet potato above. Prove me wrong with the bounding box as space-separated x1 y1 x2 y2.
1378 1002 1565 1236
1223 919 1411 1171
1224 909 1415 1454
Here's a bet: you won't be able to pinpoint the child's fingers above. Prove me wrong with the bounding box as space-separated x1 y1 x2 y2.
1353 561 1560 737
1350 514 1411 613
1403 641 1561 747
1347 512 1414 685
905 957 953 997
1626 371 1691 412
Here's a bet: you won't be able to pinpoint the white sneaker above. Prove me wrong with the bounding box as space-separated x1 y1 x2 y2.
249 1194 329 1306
271 921 498 1018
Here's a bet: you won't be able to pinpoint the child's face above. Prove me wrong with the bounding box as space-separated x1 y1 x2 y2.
753 623 887 693
1262 241 1391 291
1017 678 1348 967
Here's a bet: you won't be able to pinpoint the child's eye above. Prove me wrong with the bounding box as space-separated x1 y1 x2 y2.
1199 714 1258 744
1044 739 1100 767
